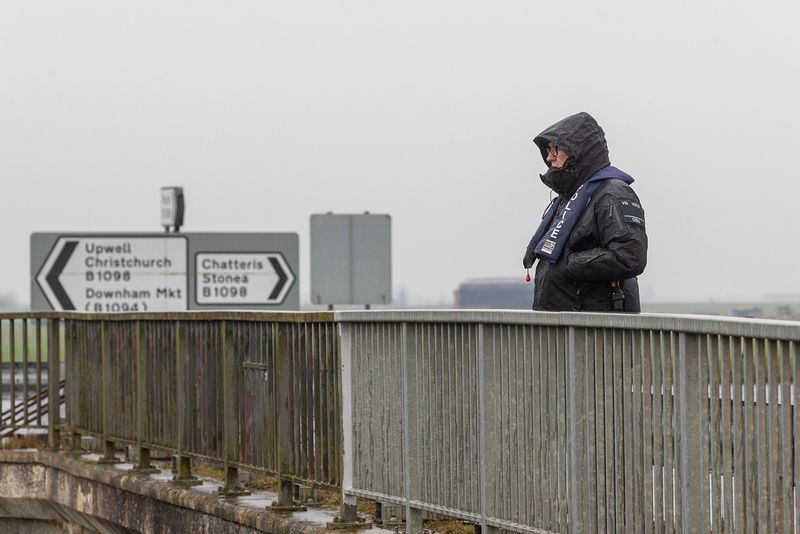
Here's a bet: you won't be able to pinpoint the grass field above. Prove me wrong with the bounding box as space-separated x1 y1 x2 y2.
642 300 800 321
0 319 55 363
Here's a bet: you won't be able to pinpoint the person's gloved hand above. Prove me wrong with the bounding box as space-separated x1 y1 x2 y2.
523 243 536 269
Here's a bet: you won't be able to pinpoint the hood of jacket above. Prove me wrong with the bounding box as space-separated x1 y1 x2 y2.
533 112 611 197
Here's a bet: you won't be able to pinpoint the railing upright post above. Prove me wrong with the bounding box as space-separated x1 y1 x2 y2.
98 320 120 463
135 320 144 451
678 332 709 533
47 317 61 450
0 320 4 422
62 319 81 454
477 322 489 534
9 319 16 430
217 320 249 496
172 320 200 486
327 320 368 530
36 318 43 426
567 326 590 534
176 320 184 464
271 322 306 511
401 321 422 533
130 320 158 475
337 320 356 518
22 318 29 426
339 321 358 522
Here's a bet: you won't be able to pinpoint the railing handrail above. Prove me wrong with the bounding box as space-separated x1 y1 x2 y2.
0 311 335 323
333 309 800 341
3 309 799 341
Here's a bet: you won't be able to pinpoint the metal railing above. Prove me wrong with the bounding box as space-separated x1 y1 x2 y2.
1 316 61 446
337 311 800 534
1 310 798 533
61 312 342 497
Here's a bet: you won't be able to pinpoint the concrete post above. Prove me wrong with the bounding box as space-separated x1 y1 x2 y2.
69 431 82 454
406 508 423 534
98 439 120 464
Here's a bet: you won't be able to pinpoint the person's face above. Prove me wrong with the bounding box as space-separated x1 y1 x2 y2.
546 143 569 168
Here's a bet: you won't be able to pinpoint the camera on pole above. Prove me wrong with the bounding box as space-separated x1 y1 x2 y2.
160 186 185 233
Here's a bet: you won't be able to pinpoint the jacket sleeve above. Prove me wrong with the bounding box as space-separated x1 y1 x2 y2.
565 188 648 282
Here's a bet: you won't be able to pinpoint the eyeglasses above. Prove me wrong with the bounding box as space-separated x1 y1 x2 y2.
547 145 559 156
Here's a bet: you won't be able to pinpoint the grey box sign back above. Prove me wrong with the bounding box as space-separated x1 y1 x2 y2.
30 233 299 311
310 214 391 306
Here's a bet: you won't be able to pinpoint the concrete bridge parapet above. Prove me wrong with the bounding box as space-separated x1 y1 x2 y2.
0 449 353 533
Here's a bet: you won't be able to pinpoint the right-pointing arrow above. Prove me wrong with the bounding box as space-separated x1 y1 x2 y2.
46 240 78 310
268 256 288 300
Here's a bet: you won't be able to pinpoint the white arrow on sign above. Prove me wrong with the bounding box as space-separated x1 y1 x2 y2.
36 236 188 312
195 253 295 305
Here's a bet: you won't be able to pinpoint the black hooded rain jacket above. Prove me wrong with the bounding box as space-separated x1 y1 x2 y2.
524 112 647 312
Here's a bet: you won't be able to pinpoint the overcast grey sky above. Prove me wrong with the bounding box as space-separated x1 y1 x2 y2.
2 1 799 307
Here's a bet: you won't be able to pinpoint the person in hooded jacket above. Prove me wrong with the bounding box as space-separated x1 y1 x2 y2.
523 112 647 312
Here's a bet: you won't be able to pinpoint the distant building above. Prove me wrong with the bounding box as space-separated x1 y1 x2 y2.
454 277 534 310
733 306 763 318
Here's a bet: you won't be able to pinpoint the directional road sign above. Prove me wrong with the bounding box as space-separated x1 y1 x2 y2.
37 236 187 312
195 252 293 305
31 233 299 311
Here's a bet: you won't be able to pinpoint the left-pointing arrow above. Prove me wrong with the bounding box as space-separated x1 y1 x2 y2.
46 240 78 310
